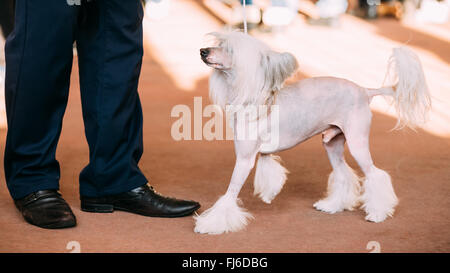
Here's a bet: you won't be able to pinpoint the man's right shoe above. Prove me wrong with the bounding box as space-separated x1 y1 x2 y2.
14 190 77 229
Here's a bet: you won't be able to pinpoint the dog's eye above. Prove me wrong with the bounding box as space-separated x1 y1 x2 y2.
217 41 231 53
218 41 226 49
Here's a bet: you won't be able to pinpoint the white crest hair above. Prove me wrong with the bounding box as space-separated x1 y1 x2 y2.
208 31 298 111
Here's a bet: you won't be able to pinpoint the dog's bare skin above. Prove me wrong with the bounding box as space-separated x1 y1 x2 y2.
194 32 430 234
226 78 373 214
260 78 370 153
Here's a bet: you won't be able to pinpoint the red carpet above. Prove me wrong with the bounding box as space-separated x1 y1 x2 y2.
0 1 449 252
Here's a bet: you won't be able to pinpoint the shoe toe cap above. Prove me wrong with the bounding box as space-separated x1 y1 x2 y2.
23 202 77 229
170 200 201 216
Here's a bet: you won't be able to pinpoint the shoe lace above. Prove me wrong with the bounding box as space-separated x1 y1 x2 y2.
147 185 178 202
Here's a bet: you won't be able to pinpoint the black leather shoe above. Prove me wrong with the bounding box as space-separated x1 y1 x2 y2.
81 185 200 218
14 190 77 229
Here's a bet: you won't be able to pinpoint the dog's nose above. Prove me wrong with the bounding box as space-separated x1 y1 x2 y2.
200 48 210 58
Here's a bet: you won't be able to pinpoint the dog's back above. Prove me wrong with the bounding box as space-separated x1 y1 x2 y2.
277 76 369 127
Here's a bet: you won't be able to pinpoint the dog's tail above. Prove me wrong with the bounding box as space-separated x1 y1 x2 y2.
367 47 431 130
253 154 288 204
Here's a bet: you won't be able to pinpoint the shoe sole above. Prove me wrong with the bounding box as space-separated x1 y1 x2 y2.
81 202 200 218
40 222 77 229
25 219 77 229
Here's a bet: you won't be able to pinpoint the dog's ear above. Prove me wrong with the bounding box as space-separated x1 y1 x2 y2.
263 51 298 91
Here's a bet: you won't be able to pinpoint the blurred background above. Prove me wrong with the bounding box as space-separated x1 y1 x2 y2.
135 0 450 138
0 0 449 252
0 0 449 135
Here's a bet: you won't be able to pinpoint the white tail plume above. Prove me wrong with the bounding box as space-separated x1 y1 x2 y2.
384 47 432 130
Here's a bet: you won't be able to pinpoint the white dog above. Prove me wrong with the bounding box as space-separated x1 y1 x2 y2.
194 31 431 235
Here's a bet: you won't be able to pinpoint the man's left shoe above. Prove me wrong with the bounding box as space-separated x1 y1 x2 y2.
80 184 200 218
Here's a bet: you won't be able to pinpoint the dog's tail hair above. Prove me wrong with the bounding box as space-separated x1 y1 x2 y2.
253 154 288 204
371 47 432 130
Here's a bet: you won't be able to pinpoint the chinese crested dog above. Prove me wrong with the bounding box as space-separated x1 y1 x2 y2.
194 31 431 234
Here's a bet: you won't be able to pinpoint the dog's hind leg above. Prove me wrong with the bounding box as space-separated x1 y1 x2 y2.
194 140 259 234
314 131 362 214
343 111 398 222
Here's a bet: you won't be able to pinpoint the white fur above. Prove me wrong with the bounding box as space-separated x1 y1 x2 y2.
196 32 430 234
313 162 362 213
207 32 298 110
360 167 398 222
194 195 253 234
254 154 289 204
387 47 432 130
314 131 362 213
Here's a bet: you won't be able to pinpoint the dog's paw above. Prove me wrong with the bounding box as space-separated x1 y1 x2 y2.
364 208 394 223
362 200 396 223
313 199 345 214
193 195 253 235
360 167 398 223
194 218 229 235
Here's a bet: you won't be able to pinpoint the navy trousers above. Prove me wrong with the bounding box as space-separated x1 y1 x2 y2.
4 0 148 199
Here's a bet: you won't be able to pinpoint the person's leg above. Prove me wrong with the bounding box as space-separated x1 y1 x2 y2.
77 0 200 217
4 0 78 200
77 0 147 197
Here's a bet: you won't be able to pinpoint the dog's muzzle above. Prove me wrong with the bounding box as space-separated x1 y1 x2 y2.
200 48 210 63
200 48 210 58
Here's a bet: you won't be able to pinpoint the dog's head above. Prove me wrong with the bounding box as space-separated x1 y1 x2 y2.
200 31 298 108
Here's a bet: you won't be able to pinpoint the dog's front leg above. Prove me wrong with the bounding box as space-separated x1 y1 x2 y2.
194 140 259 235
